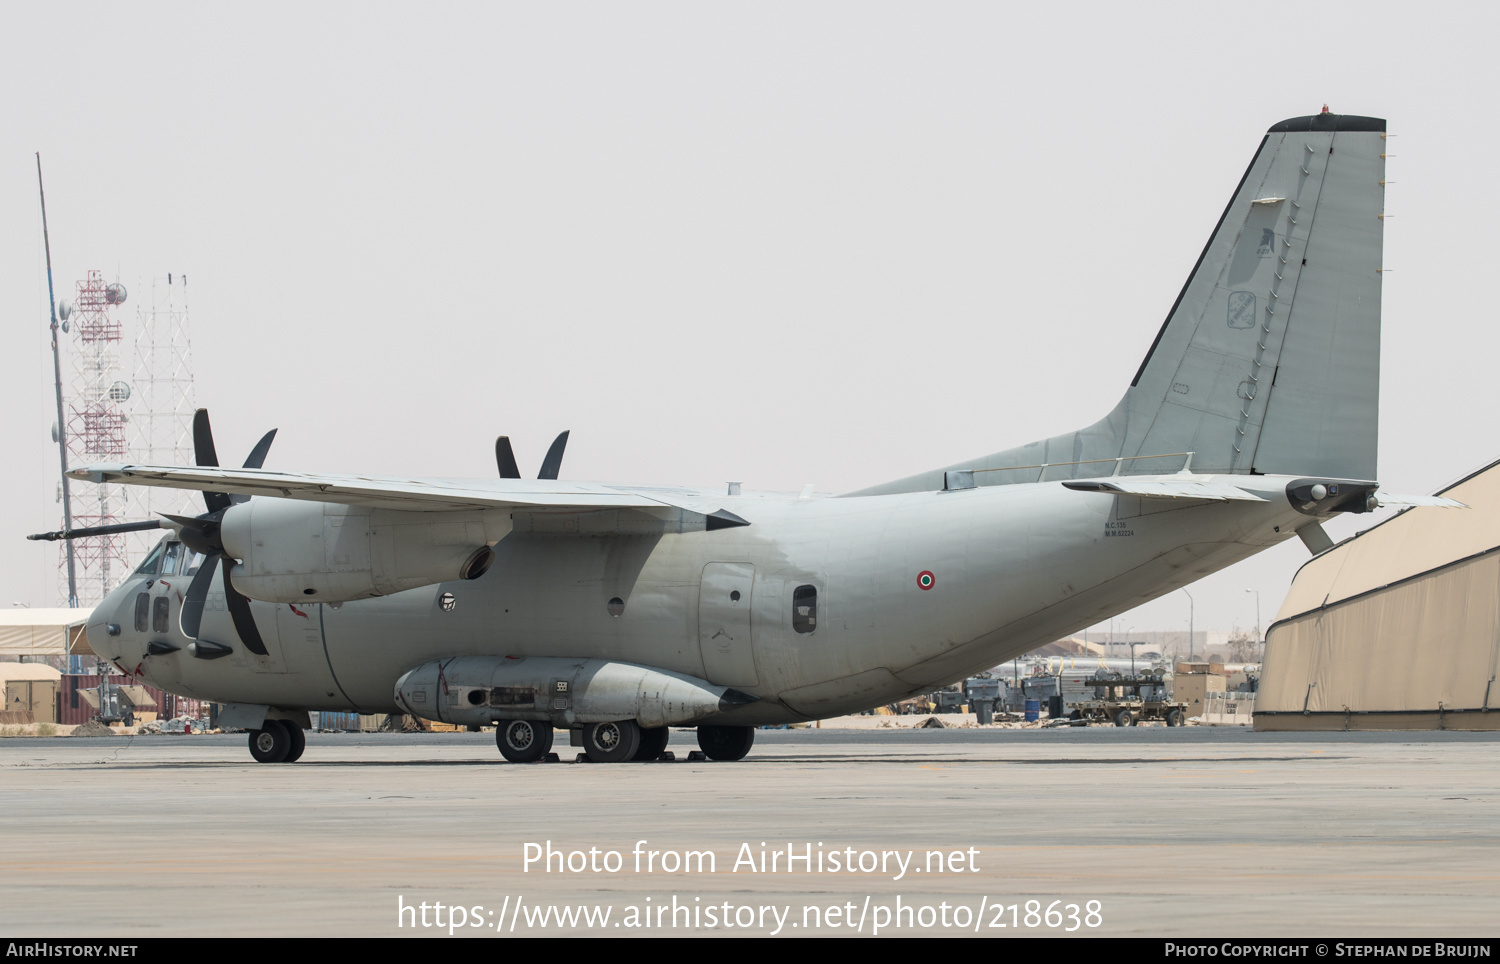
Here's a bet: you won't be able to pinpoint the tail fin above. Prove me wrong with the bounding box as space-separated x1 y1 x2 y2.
857 112 1386 495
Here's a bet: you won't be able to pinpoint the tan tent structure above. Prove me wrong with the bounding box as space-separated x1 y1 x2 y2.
1256 460 1500 730
0 608 94 657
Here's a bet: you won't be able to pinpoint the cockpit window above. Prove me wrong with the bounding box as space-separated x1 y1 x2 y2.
136 540 166 576
161 542 185 576
792 584 818 635
183 550 205 577
134 594 149 633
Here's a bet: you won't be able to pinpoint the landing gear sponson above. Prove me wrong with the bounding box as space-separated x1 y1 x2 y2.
392 655 762 763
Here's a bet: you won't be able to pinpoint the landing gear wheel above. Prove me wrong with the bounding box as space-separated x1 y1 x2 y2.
632 726 670 761
248 725 290 763
1165 708 1184 727
696 724 754 761
278 720 306 762
582 720 640 763
1113 708 1134 728
497 720 554 763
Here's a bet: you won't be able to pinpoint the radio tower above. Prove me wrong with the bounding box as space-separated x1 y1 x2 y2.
123 273 198 563
58 270 132 606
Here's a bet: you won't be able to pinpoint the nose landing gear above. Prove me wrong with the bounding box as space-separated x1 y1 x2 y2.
247 719 305 763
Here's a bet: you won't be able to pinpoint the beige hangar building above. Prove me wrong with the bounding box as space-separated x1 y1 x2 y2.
1256 459 1500 730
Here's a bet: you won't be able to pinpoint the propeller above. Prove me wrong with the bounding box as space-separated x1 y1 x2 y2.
27 409 278 657
177 410 277 655
494 430 570 481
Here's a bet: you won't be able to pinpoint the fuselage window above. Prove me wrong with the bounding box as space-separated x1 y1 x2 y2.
134 594 150 633
152 597 169 633
162 542 184 576
136 540 166 575
792 584 818 635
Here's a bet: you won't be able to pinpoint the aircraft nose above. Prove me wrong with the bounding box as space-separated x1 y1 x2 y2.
85 601 123 661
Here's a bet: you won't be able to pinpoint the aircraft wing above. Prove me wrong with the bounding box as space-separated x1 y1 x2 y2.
1060 478 1269 502
69 463 741 518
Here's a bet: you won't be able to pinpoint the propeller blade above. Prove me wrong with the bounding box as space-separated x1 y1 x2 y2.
495 436 521 480
241 428 278 470
223 566 269 656
538 430 570 481
27 519 166 542
179 555 220 639
192 408 221 468
193 409 232 515
230 428 279 503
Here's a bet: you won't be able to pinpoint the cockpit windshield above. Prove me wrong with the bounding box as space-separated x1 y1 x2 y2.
135 538 167 575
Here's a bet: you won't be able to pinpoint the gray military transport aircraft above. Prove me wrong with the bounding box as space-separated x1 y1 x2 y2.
33 110 1455 764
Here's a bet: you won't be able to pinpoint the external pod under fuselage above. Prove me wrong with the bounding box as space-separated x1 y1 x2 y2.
393 656 757 729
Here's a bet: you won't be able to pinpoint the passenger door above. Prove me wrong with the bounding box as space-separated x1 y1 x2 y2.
698 563 758 687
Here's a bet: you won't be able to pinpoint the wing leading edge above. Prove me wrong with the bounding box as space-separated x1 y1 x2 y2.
70 463 746 521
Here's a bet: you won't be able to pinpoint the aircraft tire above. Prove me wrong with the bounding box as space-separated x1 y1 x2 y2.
279 720 307 762
248 725 291 763
497 719 554 763
582 720 640 763
632 726 670 761
1113 709 1134 728
696 724 754 761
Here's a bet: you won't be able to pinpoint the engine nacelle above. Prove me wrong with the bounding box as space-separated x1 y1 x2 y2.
219 498 510 603
393 656 758 729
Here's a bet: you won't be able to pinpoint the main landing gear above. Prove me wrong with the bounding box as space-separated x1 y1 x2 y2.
497 719 554 763
489 721 757 763
247 720 306 763
696 724 754 761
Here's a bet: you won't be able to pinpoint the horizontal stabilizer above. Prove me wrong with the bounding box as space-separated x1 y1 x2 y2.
1374 492 1467 509
1062 478 1268 502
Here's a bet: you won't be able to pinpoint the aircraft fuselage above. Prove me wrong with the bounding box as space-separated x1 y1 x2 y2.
86 474 1313 724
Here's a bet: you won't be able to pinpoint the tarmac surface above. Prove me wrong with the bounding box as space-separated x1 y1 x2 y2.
2 727 1497 938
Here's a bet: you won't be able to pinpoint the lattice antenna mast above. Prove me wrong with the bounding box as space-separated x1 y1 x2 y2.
37 154 78 608
124 273 198 561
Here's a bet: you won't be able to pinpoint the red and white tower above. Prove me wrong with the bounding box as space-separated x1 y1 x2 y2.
58 269 132 606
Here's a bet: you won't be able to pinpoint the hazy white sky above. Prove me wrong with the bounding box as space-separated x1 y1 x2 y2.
3 2 1496 634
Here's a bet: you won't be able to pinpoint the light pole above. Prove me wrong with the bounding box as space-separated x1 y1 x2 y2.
1183 589 1194 661
1245 589 1261 654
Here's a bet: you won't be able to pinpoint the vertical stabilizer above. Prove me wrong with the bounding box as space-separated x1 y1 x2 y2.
854 112 1386 497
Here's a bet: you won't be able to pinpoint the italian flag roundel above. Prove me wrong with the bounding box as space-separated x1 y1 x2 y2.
917 570 935 590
